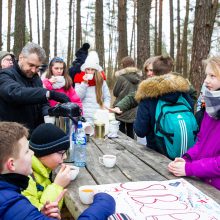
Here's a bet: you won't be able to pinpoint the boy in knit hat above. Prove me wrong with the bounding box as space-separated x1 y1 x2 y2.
0 122 63 220
0 51 14 69
22 123 72 211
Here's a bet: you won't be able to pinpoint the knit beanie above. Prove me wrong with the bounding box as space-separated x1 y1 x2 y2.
81 51 102 72
75 43 90 64
29 123 70 157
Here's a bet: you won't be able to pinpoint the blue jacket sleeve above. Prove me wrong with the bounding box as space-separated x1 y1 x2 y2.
78 193 115 220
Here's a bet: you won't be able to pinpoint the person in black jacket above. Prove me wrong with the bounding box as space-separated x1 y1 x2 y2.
0 42 70 133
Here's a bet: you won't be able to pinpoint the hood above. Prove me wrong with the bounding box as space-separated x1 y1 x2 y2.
115 67 142 78
124 72 142 85
135 73 190 102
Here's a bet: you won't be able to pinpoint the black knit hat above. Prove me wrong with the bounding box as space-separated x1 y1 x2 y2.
29 123 70 157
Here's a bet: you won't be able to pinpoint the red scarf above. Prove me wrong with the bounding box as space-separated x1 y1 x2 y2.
74 71 107 86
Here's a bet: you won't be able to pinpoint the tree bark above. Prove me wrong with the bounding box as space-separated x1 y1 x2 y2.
175 0 181 72
36 0 40 45
75 0 82 52
54 0 58 56
169 0 174 59
28 0 32 42
43 0 51 61
189 0 218 92
7 0 12 51
182 0 190 78
67 0 73 67
0 0 2 50
157 0 163 55
95 0 104 68
118 0 128 64
154 0 158 55
14 0 26 57
137 0 151 68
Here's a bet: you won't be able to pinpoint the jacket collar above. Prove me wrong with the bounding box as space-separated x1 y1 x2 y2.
115 67 142 78
135 73 190 102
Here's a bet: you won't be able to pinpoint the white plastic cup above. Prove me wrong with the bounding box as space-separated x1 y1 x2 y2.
69 165 79 181
78 186 95 205
86 74 94 80
82 122 94 135
44 116 55 124
108 120 120 138
99 155 116 168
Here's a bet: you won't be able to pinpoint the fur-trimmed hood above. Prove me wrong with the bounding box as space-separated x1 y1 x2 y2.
135 73 190 102
115 67 142 78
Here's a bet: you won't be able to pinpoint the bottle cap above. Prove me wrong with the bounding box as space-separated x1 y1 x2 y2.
77 121 83 128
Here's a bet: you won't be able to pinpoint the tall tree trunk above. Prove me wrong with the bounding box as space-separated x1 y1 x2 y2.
189 0 218 92
129 0 136 59
118 0 128 64
175 0 181 72
14 0 26 57
71 0 76 62
7 0 12 51
42 0 44 45
169 0 174 59
36 0 40 45
28 0 32 42
54 0 58 56
0 0 2 50
154 0 158 55
67 0 73 67
157 0 163 55
137 0 151 68
182 0 190 78
75 0 81 52
43 0 51 61
95 0 104 68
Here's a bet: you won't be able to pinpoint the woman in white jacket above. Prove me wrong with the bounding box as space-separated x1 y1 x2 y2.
74 51 111 124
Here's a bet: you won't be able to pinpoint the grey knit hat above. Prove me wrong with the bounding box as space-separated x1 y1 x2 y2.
29 123 70 157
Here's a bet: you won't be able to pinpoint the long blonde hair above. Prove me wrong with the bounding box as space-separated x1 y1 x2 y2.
203 56 220 80
94 71 104 107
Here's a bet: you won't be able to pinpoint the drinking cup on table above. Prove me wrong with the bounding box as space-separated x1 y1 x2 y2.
44 115 55 124
69 165 79 181
79 186 95 205
99 155 116 168
82 122 94 136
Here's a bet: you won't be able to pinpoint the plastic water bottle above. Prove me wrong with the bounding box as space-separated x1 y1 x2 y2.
74 121 87 167
65 124 75 163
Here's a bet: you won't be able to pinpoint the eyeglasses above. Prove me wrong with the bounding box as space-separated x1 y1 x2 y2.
57 150 67 157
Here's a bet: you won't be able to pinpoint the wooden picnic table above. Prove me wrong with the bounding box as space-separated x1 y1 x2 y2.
64 132 220 219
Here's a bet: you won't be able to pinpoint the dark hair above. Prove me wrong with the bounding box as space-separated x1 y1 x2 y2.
46 57 72 90
152 55 174 76
121 56 135 68
0 122 29 172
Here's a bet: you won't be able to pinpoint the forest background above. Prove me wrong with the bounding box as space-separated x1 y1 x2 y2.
0 0 220 92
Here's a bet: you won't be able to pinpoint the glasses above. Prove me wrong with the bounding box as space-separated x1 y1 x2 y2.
3 58 13 63
57 150 67 157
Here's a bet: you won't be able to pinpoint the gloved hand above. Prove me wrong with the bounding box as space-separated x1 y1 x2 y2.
49 90 70 103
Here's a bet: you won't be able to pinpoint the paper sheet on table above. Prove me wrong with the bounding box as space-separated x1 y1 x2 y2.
83 179 220 220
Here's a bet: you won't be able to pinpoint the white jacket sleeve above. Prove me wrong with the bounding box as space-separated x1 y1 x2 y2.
75 82 89 100
102 81 111 108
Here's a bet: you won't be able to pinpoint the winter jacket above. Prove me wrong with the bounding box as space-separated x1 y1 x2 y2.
113 67 142 123
43 78 83 109
0 174 55 220
78 193 115 220
0 62 49 133
134 73 193 156
183 111 220 190
75 76 111 124
22 156 64 210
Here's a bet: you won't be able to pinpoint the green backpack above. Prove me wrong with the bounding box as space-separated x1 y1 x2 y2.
154 95 198 159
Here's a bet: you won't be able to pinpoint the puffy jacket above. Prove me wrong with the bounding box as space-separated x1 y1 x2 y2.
75 82 111 124
183 111 220 190
0 62 49 133
134 74 193 156
0 174 55 220
113 67 142 123
22 156 64 210
43 78 83 110
78 193 115 220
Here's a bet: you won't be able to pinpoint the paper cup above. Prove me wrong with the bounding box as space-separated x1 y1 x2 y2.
44 116 55 124
82 122 94 135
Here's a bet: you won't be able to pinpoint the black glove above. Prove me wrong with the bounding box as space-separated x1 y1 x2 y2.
49 90 70 103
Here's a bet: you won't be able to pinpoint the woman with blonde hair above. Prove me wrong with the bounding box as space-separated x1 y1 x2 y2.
74 51 111 124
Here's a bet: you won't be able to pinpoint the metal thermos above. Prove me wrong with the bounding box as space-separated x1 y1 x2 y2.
94 122 105 139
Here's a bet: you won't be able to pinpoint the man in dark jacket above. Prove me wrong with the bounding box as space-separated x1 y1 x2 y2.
0 42 70 133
